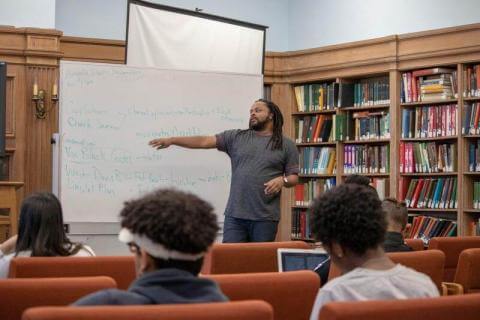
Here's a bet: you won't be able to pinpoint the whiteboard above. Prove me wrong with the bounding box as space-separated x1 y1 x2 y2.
59 61 262 223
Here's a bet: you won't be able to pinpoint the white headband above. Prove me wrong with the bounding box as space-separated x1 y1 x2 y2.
118 228 205 261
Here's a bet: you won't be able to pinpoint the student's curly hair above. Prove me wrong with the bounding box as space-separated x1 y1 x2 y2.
120 188 218 255
309 183 386 255
344 174 371 186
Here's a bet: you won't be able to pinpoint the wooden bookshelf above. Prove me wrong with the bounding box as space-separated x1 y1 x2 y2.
267 23 480 240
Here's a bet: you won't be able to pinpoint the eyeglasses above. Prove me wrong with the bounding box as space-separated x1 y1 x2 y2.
127 242 140 254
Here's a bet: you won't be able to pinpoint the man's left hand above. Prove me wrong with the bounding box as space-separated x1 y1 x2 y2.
264 176 284 195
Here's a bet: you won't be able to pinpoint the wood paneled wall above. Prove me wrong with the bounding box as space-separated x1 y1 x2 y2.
3 23 480 239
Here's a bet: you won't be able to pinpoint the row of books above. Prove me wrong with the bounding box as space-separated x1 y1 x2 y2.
294 178 336 206
403 177 457 209
332 111 390 142
473 181 480 209
293 83 339 112
299 147 336 174
401 104 457 138
352 77 390 107
464 64 480 97
399 142 456 173
401 68 458 103
468 218 480 236
343 144 389 174
351 111 390 140
468 141 480 172
294 115 333 143
294 78 390 112
406 215 457 241
462 103 480 135
291 209 312 240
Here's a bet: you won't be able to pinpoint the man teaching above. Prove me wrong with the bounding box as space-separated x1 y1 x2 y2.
149 99 299 243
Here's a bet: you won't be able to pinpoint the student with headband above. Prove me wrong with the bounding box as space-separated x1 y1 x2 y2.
73 188 227 306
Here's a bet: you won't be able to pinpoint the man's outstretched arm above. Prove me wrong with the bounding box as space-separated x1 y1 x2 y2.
149 136 217 149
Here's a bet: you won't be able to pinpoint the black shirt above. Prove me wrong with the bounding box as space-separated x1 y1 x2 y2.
384 232 413 253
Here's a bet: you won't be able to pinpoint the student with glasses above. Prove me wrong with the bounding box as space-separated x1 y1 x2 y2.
73 188 227 306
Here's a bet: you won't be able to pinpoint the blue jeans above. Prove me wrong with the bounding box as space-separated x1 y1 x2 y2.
222 216 279 243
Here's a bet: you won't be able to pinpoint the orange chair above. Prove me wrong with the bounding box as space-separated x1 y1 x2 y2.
428 236 480 282
404 238 424 251
21 300 273 320
450 248 480 294
201 241 310 274
328 250 445 292
207 270 319 320
8 256 135 289
0 276 116 320
318 293 480 320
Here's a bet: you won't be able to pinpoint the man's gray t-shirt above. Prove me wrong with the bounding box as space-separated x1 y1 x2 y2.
216 129 299 221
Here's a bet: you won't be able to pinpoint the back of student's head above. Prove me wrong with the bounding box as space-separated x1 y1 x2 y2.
310 183 386 256
382 198 408 231
344 174 371 187
119 188 218 275
16 192 78 256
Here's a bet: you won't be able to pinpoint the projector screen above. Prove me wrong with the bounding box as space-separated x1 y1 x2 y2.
126 0 266 75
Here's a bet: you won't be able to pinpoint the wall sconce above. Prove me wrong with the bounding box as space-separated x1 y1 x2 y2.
32 81 58 119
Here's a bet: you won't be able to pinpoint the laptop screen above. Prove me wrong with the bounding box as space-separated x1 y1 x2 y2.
277 248 329 272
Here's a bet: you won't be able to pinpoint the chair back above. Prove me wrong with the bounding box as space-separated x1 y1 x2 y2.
388 249 445 291
21 301 273 320
428 236 480 281
404 238 424 251
0 276 116 320
454 248 480 293
207 270 319 320
318 293 480 320
328 250 445 292
201 241 310 274
9 256 135 289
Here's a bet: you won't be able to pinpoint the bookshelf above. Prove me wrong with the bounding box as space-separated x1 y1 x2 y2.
262 24 480 241
287 64 480 241
290 75 393 241
462 62 480 236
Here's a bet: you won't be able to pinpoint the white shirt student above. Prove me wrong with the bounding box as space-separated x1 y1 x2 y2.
309 264 439 320
0 192 96 278
0 236 95 278
307 183 439 320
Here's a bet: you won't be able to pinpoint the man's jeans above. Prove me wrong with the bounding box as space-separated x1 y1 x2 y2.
222 216 278 243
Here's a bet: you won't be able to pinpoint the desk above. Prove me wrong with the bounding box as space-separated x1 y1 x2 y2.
0 182 24 236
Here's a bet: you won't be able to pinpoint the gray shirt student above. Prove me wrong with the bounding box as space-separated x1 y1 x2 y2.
216 129 299 221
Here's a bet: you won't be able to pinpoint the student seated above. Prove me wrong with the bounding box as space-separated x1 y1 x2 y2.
73 188 227 306
382 198 413 252
0 192 95 277
314 174 376 286
309 184 438 320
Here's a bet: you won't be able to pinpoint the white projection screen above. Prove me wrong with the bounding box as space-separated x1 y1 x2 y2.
126 0 266 75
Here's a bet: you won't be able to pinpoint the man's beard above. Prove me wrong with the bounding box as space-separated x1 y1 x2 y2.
249 118 268 130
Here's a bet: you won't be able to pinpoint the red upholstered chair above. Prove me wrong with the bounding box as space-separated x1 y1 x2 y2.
449 248 480 294
207 270 319 320
0 276 116 320
404 238 424 251
201 241 311 274
428 236 480 282
21 301 273 320
318 293 480 320
328 250 445 293
8 256 135 289
388 250 445 292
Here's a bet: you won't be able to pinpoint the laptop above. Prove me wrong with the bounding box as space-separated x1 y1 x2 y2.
277 248 330 272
